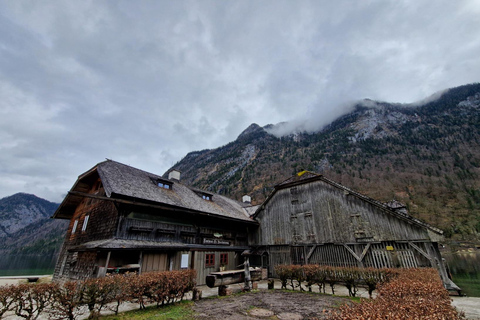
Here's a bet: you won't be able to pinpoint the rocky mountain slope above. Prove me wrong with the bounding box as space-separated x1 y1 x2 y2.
0 193 67 256
167 83 480 242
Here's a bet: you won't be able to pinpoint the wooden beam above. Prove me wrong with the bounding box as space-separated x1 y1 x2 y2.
343 244 361 262
359 243 371 261
408 242 434 265
306 245 317 262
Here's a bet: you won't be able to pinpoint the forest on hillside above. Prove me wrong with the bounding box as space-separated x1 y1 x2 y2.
169 83 480 243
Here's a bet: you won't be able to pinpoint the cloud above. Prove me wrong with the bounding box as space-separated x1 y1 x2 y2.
0 0 479 202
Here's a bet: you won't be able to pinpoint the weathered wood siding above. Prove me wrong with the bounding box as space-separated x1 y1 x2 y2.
193 251 237 285
255 180 431 245
53 180 119 282
54 251 99 282
117 216 249 248
62 182 119 247
265 241 441 278
141 253 169 273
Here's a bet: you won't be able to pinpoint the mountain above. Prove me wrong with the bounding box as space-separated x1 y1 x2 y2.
0 193 67 257
167 83 480 242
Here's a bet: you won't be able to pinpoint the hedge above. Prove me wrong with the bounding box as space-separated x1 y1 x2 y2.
329 268 465 320
0 269 197 320
274 265 464 319
275 264 395 297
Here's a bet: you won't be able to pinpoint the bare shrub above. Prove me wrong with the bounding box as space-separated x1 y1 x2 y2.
11 283 54 320
0 284 16 318
48 281 85 320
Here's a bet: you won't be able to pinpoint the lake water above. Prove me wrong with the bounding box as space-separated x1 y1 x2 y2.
0 254 57 276
443 250 480 297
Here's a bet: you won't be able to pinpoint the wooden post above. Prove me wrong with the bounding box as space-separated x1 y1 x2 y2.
100 251 111 277
242 250 251 291
138 251 143 275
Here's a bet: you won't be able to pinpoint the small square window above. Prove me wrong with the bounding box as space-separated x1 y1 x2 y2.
205 253 215 267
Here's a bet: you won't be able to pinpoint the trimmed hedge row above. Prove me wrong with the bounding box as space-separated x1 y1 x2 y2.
330 268 465 320
275 265 396 297
0 269 196 319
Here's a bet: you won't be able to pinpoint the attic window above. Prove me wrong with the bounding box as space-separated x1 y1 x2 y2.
155 178 172 190
196 191 213 201
158 182 170 189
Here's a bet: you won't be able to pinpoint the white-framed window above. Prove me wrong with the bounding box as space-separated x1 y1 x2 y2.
72 219 79 234
181 253 189 269
81 215 89 232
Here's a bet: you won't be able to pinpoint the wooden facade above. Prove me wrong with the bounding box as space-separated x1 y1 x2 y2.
251 171 458 291
52 160 257 285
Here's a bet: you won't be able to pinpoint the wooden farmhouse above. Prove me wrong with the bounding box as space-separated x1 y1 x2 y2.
52 160 258 285
53 161 458 290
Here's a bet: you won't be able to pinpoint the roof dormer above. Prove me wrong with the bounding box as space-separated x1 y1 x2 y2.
152 177 173 190
195 191 213 201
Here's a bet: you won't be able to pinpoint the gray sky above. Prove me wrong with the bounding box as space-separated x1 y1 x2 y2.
1 1 479 203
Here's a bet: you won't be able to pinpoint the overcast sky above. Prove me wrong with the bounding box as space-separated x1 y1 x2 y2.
1 1 479 203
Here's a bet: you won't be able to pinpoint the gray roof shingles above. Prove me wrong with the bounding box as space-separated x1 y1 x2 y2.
96 160 253 222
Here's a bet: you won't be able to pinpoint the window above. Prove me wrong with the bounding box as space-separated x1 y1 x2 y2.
220 253 228 266
205 253 215 267
202 194 211 201
81 215 89 232
157 182 171 189
153 177 173 190
181 254 189 269
72 219 78 234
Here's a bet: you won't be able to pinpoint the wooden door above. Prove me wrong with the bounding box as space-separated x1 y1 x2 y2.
141 253 168 273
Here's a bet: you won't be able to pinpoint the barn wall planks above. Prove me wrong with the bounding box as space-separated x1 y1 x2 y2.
253 177 452 285
255 180 430 246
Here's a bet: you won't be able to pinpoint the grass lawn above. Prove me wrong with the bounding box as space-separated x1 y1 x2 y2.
452 275 480 297
100 300 195 320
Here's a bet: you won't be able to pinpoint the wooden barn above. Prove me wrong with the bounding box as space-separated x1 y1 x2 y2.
250 171 459 291
52 160 258 285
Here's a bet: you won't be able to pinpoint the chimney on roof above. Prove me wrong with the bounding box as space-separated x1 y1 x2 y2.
168 169 181 181
242 195 251 204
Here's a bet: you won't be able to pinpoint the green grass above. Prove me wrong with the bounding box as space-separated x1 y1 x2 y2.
452 275 480 297
100 301 195 320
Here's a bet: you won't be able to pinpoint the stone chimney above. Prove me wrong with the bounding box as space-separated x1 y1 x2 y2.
168 169 181 181
242 195 251 204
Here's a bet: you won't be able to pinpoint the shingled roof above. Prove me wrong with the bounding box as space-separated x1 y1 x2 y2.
54 160 255 223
